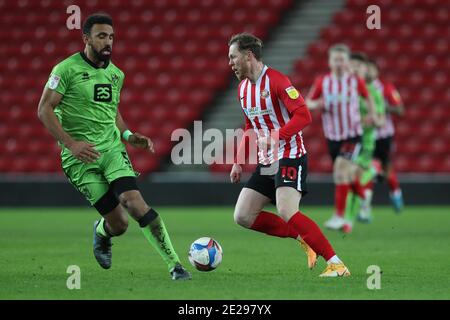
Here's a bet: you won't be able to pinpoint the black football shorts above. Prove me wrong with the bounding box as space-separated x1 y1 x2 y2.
244 155 308 205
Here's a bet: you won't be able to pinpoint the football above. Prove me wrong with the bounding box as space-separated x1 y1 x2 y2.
188 237 223 272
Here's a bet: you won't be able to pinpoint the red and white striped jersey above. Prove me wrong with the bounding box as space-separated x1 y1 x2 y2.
308 72 369 141
373 78 403 139
238 65 307 164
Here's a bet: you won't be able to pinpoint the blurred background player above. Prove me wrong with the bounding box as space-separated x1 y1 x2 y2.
37 13 191 280
370 61 405 214
306 44 376 231
342 54 385 232
228 33 350 277
357 60 405 221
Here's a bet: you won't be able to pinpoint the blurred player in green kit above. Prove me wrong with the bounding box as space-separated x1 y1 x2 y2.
342 54 385 233
37 13 191 280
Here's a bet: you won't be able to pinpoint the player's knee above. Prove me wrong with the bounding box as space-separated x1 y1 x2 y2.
119 191 144 211
276 203 296 221
334 165 349 183
233 210 253 228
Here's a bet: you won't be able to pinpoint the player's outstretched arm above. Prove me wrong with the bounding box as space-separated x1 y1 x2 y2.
37 87 100 163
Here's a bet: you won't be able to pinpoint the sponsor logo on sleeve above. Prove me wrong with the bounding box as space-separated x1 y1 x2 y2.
285 86 299 99
48 74 61 90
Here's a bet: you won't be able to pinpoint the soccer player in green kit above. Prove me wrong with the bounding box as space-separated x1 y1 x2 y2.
37 13 191 280
342 54 385 233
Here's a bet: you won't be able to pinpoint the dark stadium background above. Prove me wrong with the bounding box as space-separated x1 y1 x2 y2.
0 0 448 206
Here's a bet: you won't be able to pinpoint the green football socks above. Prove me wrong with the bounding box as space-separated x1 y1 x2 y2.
344 191 361 223
344 166 377 224
139 210 180 271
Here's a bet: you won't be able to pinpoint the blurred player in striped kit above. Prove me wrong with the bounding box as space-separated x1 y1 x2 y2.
306 44 378 230
366 63 405 213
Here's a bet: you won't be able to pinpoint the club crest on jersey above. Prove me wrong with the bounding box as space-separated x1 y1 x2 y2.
285 86 299 99
260 89 270 99
48 74 61 90
111 73 119 85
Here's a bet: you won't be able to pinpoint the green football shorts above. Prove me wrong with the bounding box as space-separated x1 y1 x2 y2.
62 144 138 205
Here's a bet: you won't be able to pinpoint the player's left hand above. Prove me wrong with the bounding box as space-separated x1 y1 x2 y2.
128 132 155 153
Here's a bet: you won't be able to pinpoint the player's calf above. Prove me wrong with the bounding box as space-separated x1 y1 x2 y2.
97 204 130 236
105 215 128 236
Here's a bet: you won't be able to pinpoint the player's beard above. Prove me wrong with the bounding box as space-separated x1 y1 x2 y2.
92 45 112 62
235 64 248 81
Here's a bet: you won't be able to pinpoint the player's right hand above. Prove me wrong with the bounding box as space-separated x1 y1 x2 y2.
230 163 242 183
67 141 101 163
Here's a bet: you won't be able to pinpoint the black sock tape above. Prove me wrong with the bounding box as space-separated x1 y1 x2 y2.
138 208 159 227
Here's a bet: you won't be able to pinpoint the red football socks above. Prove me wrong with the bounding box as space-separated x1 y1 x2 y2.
250 211 299 239
287 211 336 260
388 170 400 192
352 179 367 199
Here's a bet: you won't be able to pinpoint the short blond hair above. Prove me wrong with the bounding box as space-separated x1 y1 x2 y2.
328 43 350 56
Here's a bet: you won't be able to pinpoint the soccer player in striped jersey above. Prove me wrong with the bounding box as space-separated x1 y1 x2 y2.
306 44 378 230
228 33 350 277
372 69 405 213
342 54 386 232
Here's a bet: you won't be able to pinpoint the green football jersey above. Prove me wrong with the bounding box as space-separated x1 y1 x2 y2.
46 52 125 164
359 82 385 141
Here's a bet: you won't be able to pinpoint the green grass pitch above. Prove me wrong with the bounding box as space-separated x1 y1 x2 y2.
0 206 449 300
